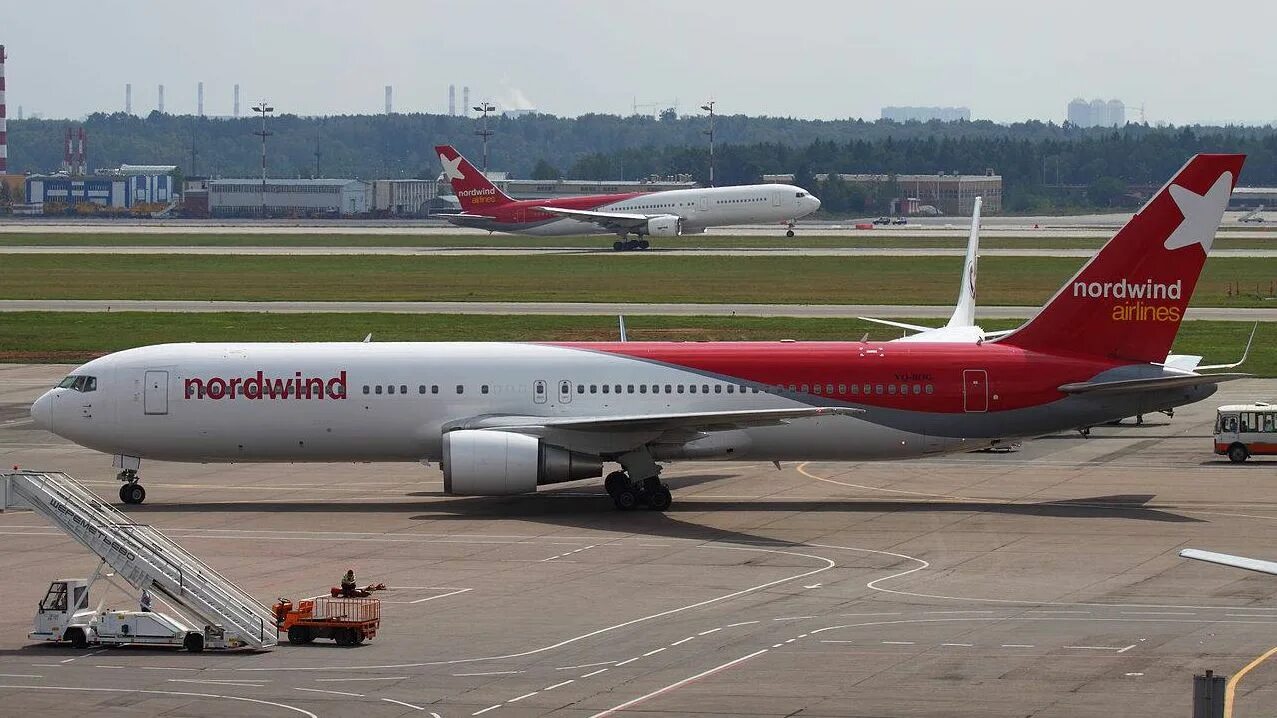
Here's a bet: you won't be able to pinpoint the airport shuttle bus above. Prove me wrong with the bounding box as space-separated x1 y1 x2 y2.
1215 403 1277 462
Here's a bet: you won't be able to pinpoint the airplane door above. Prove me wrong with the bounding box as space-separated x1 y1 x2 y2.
773 191 783 207
514 208 525 223
697 196 709 212
143 370 169 415
533 379 548 404
962 369 988 413
558 380 573 404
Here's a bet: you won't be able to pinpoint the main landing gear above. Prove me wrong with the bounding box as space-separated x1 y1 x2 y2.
612 237 650 252
604 471 672 511
117 469 146 505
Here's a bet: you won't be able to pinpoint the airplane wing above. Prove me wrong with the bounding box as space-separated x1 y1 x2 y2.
449 406 860 435
1181 548 1277 576
535 206 659 233
437 213 495 227
1058 373 1249 395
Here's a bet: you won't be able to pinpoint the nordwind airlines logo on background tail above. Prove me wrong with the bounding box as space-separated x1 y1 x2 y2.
440 153 465 181
1163 171 1233 252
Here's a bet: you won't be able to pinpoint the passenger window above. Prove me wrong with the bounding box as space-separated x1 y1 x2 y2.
375 386 383 395
419 385 426 394
888 385 896 395
400 385 407 394
677 385 684 394
727 385 735 394
702 384 709 393
627 385 634 394
913 384 921 395
875 385 884 395
602 384 610 394
690 385 697 394
456 385 464 394
925 384 934 394
715 385 722 394
432 385 439 394
640 385 647 394
481 385 489 394
813 384 822 394
838 384 847 394
590 385 598 394
363 385 370 395
825 384 834 394
388 385 395 395
665 384 672 393
578 385 585 394
615 385 622 394
801 384 809 392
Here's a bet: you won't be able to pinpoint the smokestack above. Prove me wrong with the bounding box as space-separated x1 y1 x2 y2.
449 84 456 116
158 84 165 113
62 127 72 173
77 127 86 175
463 86 470 117
198 81 204 116
385 85 392 114
233 84 240 117
0 45 7 174
125 83 132 114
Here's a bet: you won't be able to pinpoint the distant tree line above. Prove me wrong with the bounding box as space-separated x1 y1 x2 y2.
6 112 1277 213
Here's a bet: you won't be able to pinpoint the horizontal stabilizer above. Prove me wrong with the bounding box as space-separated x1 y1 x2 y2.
1059 373 1248 395
857 316 936 334
1181 548 1277 576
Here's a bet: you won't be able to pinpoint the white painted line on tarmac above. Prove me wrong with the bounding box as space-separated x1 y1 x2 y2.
544 680 574 691
772 616 816 621
1002 644 1035 648
941 643 974 647
452 670 525 677
315 676 408 682
381 697 428 711
614 657 641 667
1121 611 1196 616
726 620 761 627
588 648 771 718
169 679 266 688
293 687 364 697
473 705 503 715
508 691 539 703
410 588 473 604
1027 610 1091 614
580 668 609 678
882 641 916 645
1065 645 1128 651
670 636 696 646
697 628 722 636
925 610 996 615
0 674 42 678
0 685 318 718
1117 644 1138 653
643 648 667 657
555 661 615 671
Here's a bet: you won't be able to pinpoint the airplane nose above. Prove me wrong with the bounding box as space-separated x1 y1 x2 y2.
30 391 53 431
810 195 822 212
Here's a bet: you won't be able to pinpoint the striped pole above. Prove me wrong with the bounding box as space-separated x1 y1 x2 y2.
0 45 8 173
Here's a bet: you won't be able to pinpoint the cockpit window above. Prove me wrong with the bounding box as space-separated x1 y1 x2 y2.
796 192 806 197
56 375 96 392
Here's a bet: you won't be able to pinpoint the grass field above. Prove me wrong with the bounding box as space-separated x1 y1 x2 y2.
1 253 1274 307
1 312 1269 375
0 231 1275 250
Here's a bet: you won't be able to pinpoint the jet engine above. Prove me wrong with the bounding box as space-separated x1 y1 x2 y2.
441 430 603 495
643 215 683 237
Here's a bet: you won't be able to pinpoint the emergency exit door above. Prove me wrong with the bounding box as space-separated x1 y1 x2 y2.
144 370 169 415
962 369 988 413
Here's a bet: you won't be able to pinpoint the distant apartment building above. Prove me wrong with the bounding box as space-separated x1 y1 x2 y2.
1067 98 1125 127
881 106 971 123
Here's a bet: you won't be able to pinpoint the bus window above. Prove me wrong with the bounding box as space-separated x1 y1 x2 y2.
1264 413 1276 433
1242 412 1258 433
1224 415 1238 433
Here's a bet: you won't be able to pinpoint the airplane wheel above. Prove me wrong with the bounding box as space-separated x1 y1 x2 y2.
613 241 624 251
786 230 795 237
613 488 639 511
638 239 650 250
1229 444 1249 463
646 485 672 512
604 471 629 497
120 483 146 505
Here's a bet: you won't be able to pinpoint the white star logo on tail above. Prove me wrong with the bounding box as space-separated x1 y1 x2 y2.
1164 171 1233 252
440 154 465 181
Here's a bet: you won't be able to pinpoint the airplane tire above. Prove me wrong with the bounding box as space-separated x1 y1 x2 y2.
638 239 650 250
786 230 795 237
120 483 146 505
613 241 624 251
613 488 639 511
646 485 673 512
604 471 629 497
1229 444 1249 463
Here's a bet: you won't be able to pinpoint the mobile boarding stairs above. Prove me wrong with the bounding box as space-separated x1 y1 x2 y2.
1 470 277 650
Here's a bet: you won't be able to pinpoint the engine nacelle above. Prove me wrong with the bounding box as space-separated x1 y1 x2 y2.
644 214 682 237
441 430 603 496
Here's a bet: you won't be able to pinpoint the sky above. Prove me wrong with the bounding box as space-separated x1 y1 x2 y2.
3 0 1275 125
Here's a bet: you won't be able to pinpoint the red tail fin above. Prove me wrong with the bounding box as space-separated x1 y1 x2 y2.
435 144 514 212
1000 154 1244 363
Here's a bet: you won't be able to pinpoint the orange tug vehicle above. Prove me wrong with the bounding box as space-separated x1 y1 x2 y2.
274 590 382 646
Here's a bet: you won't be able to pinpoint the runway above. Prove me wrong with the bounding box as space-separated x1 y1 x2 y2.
3 364 1277 716
1 299 1272 321
4 245 1276 257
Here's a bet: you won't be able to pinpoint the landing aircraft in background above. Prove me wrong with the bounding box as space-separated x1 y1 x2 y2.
433 145 821 250
30 155 1247 512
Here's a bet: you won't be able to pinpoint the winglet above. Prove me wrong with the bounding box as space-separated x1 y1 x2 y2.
946 196 982 328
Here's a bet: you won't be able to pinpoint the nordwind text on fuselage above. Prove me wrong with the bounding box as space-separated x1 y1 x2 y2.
184 371 347 400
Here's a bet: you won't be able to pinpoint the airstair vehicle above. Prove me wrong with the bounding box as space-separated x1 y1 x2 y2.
2 470 277 651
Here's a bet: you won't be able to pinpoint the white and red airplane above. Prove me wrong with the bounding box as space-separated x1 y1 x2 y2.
30 154 1246 511
434 145 821 250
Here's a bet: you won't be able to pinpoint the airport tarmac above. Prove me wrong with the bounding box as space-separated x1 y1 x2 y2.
2 299 1273 322
3 364 1277 716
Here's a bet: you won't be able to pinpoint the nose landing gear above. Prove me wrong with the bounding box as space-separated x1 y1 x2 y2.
785 220 796 238
117 469 146 505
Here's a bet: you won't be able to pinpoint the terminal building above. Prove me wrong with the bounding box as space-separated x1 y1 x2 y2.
764 171 1001 215
208 178 371 217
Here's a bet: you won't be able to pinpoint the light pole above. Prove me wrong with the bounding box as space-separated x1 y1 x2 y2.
473 102 496 173
700 100 716 187
251 101 274 217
